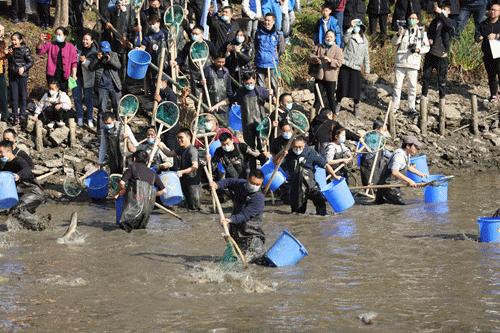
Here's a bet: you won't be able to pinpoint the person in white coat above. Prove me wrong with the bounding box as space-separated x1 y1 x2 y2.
242 0 262 38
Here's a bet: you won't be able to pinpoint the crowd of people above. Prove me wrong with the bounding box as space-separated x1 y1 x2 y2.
0 0 498 263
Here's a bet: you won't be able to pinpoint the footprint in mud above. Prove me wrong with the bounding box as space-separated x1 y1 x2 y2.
187 265 277 294
36 274 88 287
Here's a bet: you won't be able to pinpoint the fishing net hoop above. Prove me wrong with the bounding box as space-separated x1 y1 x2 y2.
288 110 310 134
189 41 209 69
118 94 139 121
256 117 271 139
63 175 83 197
154 101 179 129
109 173 123 197
356 130 388 154
163 5 184 29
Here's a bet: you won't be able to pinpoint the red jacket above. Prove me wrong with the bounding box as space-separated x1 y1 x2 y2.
37 41 78 80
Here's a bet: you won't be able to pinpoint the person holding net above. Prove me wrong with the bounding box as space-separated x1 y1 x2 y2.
137 126 173 172
210 169 266 264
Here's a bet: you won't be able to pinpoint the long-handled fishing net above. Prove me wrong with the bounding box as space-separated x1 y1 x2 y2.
189 40 209 68
191 113 218 138
119 94 139 121
163 5 184 28
360 130 387 154
109 173 123 197
62 166 99 197
257 117 271 139
288 110 310 134
155 101 180 129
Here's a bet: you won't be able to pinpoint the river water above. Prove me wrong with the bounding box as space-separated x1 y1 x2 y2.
0 172 499 332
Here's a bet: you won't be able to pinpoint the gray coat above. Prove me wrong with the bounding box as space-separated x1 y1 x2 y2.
89 51 122 91
341 29 370 73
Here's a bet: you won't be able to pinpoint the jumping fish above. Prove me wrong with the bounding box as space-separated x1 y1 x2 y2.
57 212 79 244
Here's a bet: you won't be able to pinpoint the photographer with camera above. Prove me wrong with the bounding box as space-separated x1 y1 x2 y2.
391 12 430 115
421 2 456 105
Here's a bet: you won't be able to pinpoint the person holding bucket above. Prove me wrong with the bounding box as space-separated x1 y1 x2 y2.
211 169 266 263
279 136 340 216
116 150 166 232
375 135 428 205
0 140 47 231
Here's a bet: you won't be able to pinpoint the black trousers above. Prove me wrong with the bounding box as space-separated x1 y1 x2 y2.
422 53 449 99
37 3 50 26
42 106 76 124
0 74 8 121
314 79 337 112
180 180 201 211
10 0 26 20
368 14 388 37
484 56 500 99
291 187 327 216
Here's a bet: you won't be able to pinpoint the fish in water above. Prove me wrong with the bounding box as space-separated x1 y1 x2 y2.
357 312 377 325
57 212 85 244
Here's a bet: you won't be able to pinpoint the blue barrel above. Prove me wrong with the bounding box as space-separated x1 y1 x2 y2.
423 174 448 203
159 171 184 206
0 172 18 209
477 217 500 243
261 159 287 192
84 170 109 200
407 154 429 183
127 49 151 79
265 229 308 267
314 167 327 189
115 195 125 225
228 104 242 131
209 139 221 157
321 177 355 213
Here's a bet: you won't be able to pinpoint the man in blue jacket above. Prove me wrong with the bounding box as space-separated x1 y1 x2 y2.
254 13 285 93
212 169 266 263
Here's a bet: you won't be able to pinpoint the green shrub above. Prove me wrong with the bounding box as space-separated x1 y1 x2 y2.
450 20 484 74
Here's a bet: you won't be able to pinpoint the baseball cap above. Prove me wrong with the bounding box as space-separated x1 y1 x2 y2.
403 135 423 148
100 41 112 53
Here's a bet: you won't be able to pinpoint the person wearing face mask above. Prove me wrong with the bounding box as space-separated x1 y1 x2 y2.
314 3 342 47
89 41 122 121
210 169 266 263
0 140 47 231
242 0 263 38
225 30 254 85
73 33 98 128
375 135 428 205
209 72 272 170
0 25 7 123
391 0 422 31
309 108 360 149
391 12 430 115
37 27 78 93
116 150 166 232
137 127 173 171
359 118 392 186
207 6 240 54
174 25 217 97
203 54 234 114
3 128 34 168
270 93 294 131
33 81 73 129
278 136 339 215
139 0 166 33
322 126 353 183
421 3 456 107
98 112 138 174
336 19 370 116
309 29 343 113
254 13 285 94
7 32 34 126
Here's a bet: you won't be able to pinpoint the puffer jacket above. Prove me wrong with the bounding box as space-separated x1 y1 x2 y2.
7 44 33 78
342 29 370 73
392 26 430 70
89 51 122 91
254 24 284 69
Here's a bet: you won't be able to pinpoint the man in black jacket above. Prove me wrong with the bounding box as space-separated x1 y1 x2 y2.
477 2 500 102
421 2 456 102
208 6 240 54
309 108 360 149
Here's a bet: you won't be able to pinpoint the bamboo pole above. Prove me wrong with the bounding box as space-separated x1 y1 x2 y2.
419 96 428 136
471 94 479 136
439 98 446 135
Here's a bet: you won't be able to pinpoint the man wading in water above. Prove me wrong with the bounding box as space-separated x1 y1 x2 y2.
376 135 428 205
210 169 266 263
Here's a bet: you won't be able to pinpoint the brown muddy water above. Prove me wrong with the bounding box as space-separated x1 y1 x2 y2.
0 173 499 332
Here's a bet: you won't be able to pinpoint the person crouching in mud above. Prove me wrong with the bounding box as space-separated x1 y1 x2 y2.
0 140 47 230
376 135 428 205
210 169 266 264
116 150 165 232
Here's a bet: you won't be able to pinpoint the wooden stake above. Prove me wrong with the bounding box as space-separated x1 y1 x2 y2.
471 94 479 136
315 83 324 109
388 106 396 138
68 118 77 147
419 96 428 137
439 98 446 135
35 120 44 152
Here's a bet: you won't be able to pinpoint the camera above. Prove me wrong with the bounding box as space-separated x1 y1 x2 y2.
396 20 407 29
408 43 417 53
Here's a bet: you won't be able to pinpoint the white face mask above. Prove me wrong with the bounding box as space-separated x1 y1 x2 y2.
282 132 292 140
246 182 261 193
49 90 58 96
339 134 346 144
292 148 303 155
151 25 160 33
221 15 230 23
56 35 65 43
285 102 293 111
222 143 234 152
147 137 155 144
236 36 245 44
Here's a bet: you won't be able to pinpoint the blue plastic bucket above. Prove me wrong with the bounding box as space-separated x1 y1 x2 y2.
0 172 18 209
159 171 184 206
407 154 429 183
477 217 500 243
314 167 327 189
115 195 125 225
261 159 287 192
423 174 448 203
209 139 221 157
265 229 308 267
127 49 151 79
228 104 242 131
84 170 109 200
321 177 355 213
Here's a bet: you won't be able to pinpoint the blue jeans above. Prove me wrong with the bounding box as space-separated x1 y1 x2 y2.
333 11 344 46
98 87 121 119
72 77 94 121
457 1 487 37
